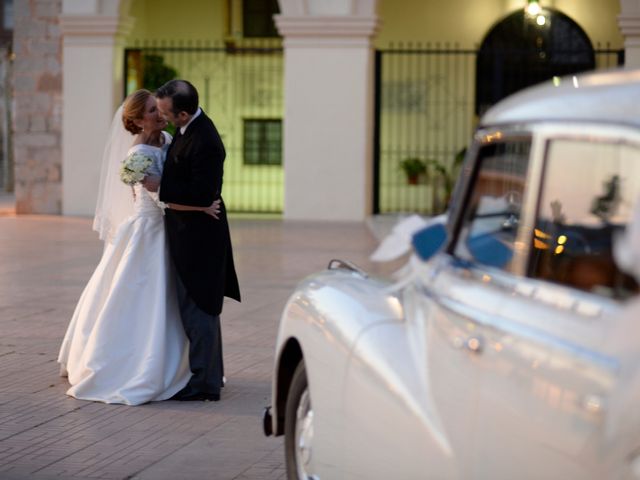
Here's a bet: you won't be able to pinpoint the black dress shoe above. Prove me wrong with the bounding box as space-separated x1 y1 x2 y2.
202 393 220 402
174 392 220 402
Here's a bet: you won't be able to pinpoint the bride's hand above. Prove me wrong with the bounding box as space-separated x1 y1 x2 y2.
203 199 221 219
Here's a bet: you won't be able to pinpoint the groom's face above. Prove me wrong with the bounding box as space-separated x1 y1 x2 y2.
157 97 189 128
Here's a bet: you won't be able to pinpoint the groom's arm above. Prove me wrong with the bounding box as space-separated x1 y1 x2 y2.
167 199 221 218
145 171 220 218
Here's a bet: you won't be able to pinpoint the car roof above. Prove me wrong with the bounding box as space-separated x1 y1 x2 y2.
480 68 640 129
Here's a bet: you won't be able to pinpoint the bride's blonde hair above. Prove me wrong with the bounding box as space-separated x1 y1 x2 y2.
122 89 152 134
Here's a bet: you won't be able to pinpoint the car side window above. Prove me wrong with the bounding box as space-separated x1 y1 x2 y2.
528 138 640 299
454 140 531 271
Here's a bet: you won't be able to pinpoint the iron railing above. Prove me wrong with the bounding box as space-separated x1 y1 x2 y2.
373 43 624 215
123 40 623 216
124 39 284 213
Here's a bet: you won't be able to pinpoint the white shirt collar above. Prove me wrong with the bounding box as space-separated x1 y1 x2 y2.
179 107 202 135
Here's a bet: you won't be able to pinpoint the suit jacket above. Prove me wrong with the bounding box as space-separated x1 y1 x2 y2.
159 111 241 315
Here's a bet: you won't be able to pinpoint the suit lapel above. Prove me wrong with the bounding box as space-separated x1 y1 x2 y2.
181 112 206 141
168 128 188 164
167 129 180 155
168 112 208 163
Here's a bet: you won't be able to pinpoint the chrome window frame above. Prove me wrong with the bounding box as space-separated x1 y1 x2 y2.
446 124 536 277
447 120 640 304
528 122 640 298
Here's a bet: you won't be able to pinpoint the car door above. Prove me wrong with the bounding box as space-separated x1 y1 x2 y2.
341 303 469 479
405 132 537 478
338 133 529 478
466 125 640 479
342 132 536 478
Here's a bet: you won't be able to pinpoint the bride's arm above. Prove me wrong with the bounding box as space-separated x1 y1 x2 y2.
167 199 221 219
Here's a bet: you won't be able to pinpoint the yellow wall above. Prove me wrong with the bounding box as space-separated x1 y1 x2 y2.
122 0 624 214
127 0 622 48
124 1 284 212
552 0 622 46
127 0 227 43
375 0 622 48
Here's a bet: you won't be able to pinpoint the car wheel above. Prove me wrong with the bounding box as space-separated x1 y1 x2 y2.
285 360 317 480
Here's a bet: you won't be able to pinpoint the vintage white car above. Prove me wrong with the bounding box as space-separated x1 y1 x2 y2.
263 68 640 479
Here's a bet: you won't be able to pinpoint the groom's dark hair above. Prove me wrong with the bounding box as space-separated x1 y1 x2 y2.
156 79 199 115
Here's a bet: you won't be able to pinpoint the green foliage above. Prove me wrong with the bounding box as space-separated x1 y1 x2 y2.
454 147 467 168
142 54 178 92
399 157 427 177
164 123 177 136
399 147 468 213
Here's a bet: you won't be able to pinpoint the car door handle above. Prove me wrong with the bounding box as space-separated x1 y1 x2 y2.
453 335 483 353
582 394 604 415
464 336 483 354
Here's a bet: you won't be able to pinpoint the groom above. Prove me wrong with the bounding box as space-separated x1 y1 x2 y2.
144 79 241 401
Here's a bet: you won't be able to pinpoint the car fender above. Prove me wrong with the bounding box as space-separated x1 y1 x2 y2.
271 268 403 466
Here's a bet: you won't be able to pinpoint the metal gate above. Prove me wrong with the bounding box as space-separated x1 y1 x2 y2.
124 40 284 214
373 43 623 216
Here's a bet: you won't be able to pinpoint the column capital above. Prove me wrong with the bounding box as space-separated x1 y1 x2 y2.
60 14 134 45
618 12 640 65
275 15 380 47
619 15 640 37
619 0 640 16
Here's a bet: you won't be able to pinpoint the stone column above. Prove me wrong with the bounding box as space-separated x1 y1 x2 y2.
13 0 63 213
619 0 640 67
60 0 132 216
275 0 379 221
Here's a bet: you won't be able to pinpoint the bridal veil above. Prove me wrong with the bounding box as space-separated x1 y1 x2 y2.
93 105 136 243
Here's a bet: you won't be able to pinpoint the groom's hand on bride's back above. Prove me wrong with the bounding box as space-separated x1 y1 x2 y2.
142 175 161 192
204 199 221 219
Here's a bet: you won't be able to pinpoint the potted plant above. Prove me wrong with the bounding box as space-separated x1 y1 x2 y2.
399 157 427 185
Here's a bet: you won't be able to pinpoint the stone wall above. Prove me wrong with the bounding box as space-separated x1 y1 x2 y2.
0 50 14 193
13 0 62 214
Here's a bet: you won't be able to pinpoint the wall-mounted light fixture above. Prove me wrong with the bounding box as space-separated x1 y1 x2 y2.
525 0 548 27
526 0 542 16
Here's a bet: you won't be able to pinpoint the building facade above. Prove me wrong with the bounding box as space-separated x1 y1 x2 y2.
10 0 638 220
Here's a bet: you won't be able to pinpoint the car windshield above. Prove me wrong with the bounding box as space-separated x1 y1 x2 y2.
454 140 530 270
454 132 640 300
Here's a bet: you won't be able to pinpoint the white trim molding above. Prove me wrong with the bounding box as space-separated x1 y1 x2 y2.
60 15 134 45
275 15 379 37
619 0 640 66
275 15 379 47
619 16 640 42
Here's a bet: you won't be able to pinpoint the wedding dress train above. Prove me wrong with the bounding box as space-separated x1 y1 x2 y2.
58 140 190 405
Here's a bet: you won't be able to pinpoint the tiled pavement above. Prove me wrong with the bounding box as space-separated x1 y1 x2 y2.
0 213 397 480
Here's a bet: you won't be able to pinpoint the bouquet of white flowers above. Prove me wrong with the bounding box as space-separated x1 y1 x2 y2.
120 151 153 186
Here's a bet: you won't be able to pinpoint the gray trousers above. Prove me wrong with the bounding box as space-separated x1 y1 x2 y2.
176 275 224 395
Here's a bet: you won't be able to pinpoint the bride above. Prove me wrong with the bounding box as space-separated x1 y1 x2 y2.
58 89 218 405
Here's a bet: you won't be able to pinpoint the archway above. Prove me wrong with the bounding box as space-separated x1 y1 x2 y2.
476 8 594 115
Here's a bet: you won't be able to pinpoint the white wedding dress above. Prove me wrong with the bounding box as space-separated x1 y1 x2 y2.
58 135 191 405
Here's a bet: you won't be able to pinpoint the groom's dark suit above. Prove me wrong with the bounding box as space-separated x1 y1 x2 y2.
159 110 240 398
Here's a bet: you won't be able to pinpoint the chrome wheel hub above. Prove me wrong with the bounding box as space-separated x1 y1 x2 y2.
294 388 316 479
